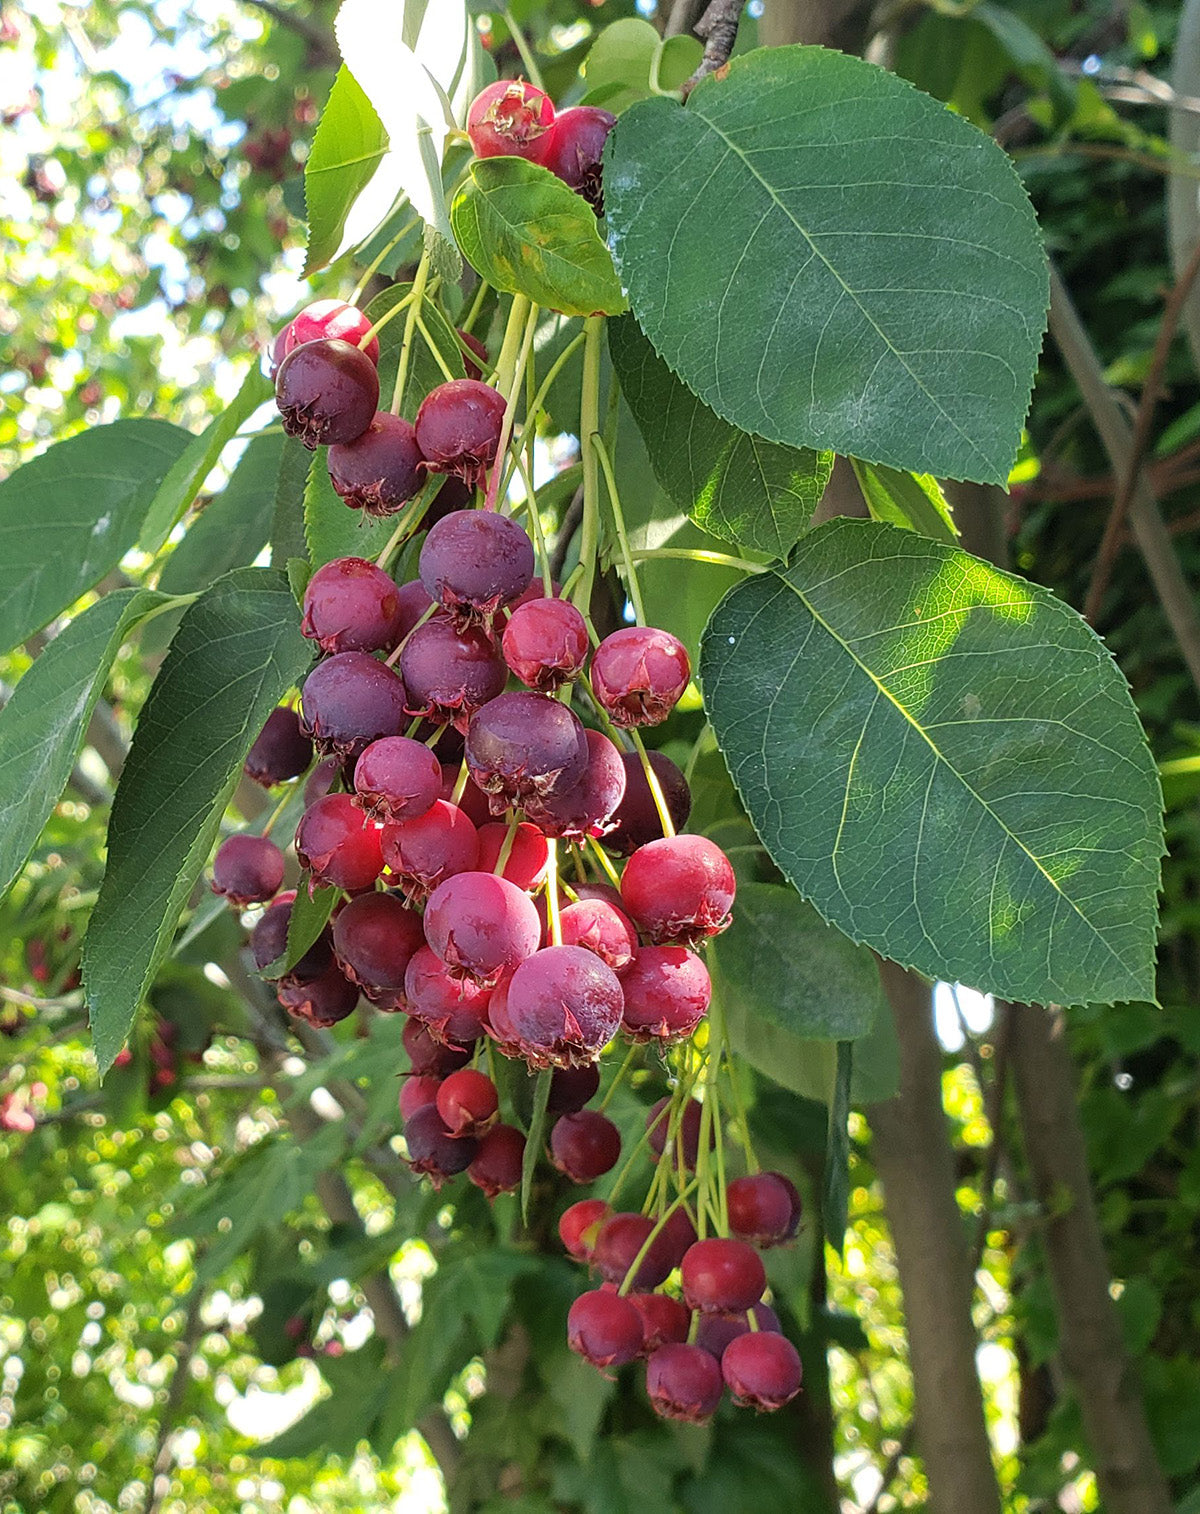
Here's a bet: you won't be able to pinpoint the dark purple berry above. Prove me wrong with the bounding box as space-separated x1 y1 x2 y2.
414 380 507 488
395 579 439 640
301 557 403 655
646 1343 723 1423
524 729 626 842
353 736 442 823
503 945 624 1068
331 891 424 992
501 596 589 689
424 871 541 985
299 652 408 759
305 755 344 807
721 1331 803 1411
275 338 379 449
211 834 284 906
251 891 333 983
466 691 589 813
403 1017 472 1076
621 947 711 1043
244 707 313 787
381 800 479 902
628 1292 690 1356
605 750 691 856
550 1110 621 1182
419 509 534 628
568 1290 644 1371
538 105 616 212
405 1103 478 1186
593 1213 674 1291
621 836 736 945
468 1123 525 1197
400 618 507 731
548 1063 601 1114
295 793 384 891
591 627 690 728
327 412 423 516
694 1303 782 1360
681 1239 766 1315
277 964 359 1027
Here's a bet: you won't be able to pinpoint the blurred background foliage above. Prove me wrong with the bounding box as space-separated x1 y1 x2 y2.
3 1 1200 1511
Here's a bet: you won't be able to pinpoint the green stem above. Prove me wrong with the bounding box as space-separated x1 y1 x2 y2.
414 312 457 382
357 286 419 349
485 299 539 511
390 247 432 414
501 4 544 90
591 433 646 625
493 812 520 876
491 330 587 508
509 450 553 587
617 1183 698 1296
629 729 676 839
545 839 563 945
491 293 531 404
721 1011 759 1174
460 278 490 337
630 547 766 574
450 758 470 806
586 836 623 890
598 1041 640 1114
573 315 605 615
373 481 440 571
350 214 419 303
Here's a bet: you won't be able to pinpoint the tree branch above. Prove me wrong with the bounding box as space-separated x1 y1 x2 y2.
143 1286 206 1514
684 1 745 94
239 0 337 64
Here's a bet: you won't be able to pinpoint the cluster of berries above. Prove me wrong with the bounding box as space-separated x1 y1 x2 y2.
467 80 616 213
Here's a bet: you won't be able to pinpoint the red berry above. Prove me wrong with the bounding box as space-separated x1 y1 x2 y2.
424 871 542 985
331 891 424 992
458 329 488 381
467 80 555 161
605 750 691 856
654 1206 699 1271
726 1172 802 1248
405 1103 478 1186
593 1213 675 1291
251 891 333 983
404 945 493 1043
567 1289 643 1371
628 1292 690 1356
400 618 507 731
501 597 589 690
381 799 479 902
557 898 639 975
503 945 624 1068
275 338 379 450
538 105 616 212
277 964 359 1027
436 1067 499 1138
419 509 534 628
591 627 690 728
353 736 441 823
550 1109 621 1182
694 1303 782 1360
295 793 384 892
414 380 507 488
559 1198 611 1260
468 1122 525 1197
399 1073 441 1122
547 1063 601 1114
525 729 626 842
721 1331 802 1411
439 761 492 827
327 412 423 516
211 834 284 906
476 821 549 891
621 947 711 1043
301 556 403 655
403 1018 472 1076
244 706 313 787
300 652 408 760
465 691 589 812
680 1239 766 1315
646 1342 723 1423
621 836 735 945
285 299 380 364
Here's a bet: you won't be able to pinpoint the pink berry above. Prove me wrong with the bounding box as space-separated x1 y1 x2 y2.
294 794 383 892
628 1292 690 1356
591 627 690 728
726 1172 802 1248
211 834 284 906
550 1110 621 1182
414 380 507 488
721 1331 803 1411
680 1239 766 1315
424 871 542 985
353 736 442 823
593 1213 675 1291
502 597 589 690
557 897 639 975
436 1067 499 1138
646 1342 724 1423
567 1289 643 1371
419 509 534 628
301 556 403 655
380 800 479 902
244 707 313 787
503 945 624 1069
285 299 380 364
621 835 735 945
621 946 711 1043
275 338 379 450
468 1123 525 1197
331 891 424 992
559 1198 611 1260
404 945 493 1044
467 80 555 161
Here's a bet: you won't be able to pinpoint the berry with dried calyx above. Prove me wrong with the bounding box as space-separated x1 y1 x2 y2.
275 338 379 450
558 897 639 975
550 1109 621 1182
327 411 424 516
605 750 691 856
404 945 493 1044
465 691 589 812
299 651 407 760
419 509 534 628
721 1331 803 1411
621 835 736 945
559 1198 611 1260
403 1017 472 1077
621 947 711 1043
538 105 616 212
301 556 403 655
568 1290 644 1371
424 871 542 985
503 945 624 1068
295 793 384 892
404 1103 478 1186
211 834 284 906
547 1063 601 1114
436 1067 499 1138
331 891 424 993
727 1172 802 1248
694 1303 782 1361
502 596 589 690
646 1343 723 1423
251 891 333 984
476 821 549 891
284 299 380 364
414 380 507 488
400 618 507 731
681 1238 766 1315
467 79 555 160
244 707 313 787
353 735 442 823
468 1122 525 1197
591 626 690 728
628 1292 690 1356
381 799 479 902
525 730 625 842
277 963 359 1027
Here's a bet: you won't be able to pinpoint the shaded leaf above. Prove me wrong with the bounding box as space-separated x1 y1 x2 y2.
303 450 397 569
159 433 284 595
850 457 957 544
271 436 311 565
523 1068 553 1222
823 1041 853 1254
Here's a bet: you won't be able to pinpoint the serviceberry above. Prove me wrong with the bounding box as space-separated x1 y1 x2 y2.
381 800 479 902
399 1073 441 1123
419 509 534 628
591 627 690 727
251 891 334 983
558 1198 611 1260
404 1104 478 1186
538 105 616 212
284 299 380 364
503 945 624 1068
304 755 344 807
605 750 691 855
438 761 492 827
331 891 424 993
621 946 711 1043
721 1331 803 1411
694 1303 782 1361
525 730 626 841
628 1292 690 1355
436 1067 499 1138
547 1063 601 1114
403 1017 472 1077
275 338 379 450
621 835 736 945
299 652 407 759
458 329 488 381
400 618 507 730
353 735 441 823
468 1123 525 1197
211 834 284 906
593 1213 675 1291
476 821 549 891
466 80 555 161
244 706 313 787
550 1110 621 1182
466 691 589 812
404 945 493 1044
394 578 439 640
301 557 403 655
327 412 424 516
568 1290 643 1371
727 1172 802 1248
294 793 384 892
277 964 359 1028
680 1238 766 1314
558 897 639 975
502 596 589 690
414 380 507 488
646 1343 724 1423
424 871 542 985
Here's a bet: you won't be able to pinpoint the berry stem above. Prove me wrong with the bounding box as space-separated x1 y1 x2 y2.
545 839 563 946
591 434 646 626
493 812 520 876
373 483 440 574
384 600 438 668
414 312 458 383
484 298 540 512
500 3 545 91
573 315 605 617
507 448 553 588
630 547 767 574
459 277 490 337
722 1030 760 1175
492 331 587 507
629 729 677 839
585 837 623 891
350 214 421 303
450 758 470 806
357 283 420 350
259 788 295 839
492 293 532 404
391 246 432 415
598 1040 640 1114
616 1184 697 1296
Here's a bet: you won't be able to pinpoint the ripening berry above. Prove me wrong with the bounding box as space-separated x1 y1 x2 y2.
405 1103 478 1186
211 834 284 906
436 1068 499 1138
244 706 313 787
721 1331 803 1411
476 821 549 891
547 1062 601 1114
558 897 639 975
605 750 691 856
559 1198 611 1260
646 1343 724 1423
621 835 736 945
419 509 534 628
503 945 624 1068
299 652 408 760
458 329 488 380
654 1206 699 1272
301 557 403 655
621 947 711 1043
567 1289 643 1371
353 736 442 823
538 105 616 212
550 1110 621 1183
394 578 438 640
331 891 424 993
251 891 333 984
628 1292 690 1356
680 1239 766 1315
414 380 507 488
590 626 690 727
525 729 626 842
468 1122 525 1197
439 761 491 828
404 945 492 1045
403 1017 472 1077
502 596 590 690
424 871 542 985
295 793 384 892
726 1172 802 1248
467 79 555 160
399 1073 441 1123
277 963 359 1027
327 412 424 516
284 299 380 364
400 618 507 731
275 338 379 449
694 1303 782 1360
593 1213 675 1291
466 691 590 812
304 756 344 808
381 799 479 902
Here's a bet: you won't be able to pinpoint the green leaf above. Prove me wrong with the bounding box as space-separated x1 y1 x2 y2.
609 315 830 558
304 451 398 569
264 882 338 978
850 458 957 544
271 437 311 565
158 433 283 595
700 519 1163 1007
365 280 465 414
452 158 628 319
0 418 190 656
653 34 703 93
581 18 659 113
139 363 272 552
0 589 169 899
523 1068 553 1223
823 1042 853 1254
605 46 1048 484
82 569 313 1074
303 65 388 275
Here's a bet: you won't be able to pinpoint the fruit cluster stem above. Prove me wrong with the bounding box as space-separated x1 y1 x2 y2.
573 315 605 616
391 248 432 414
591 433 646 625
485 299 540 511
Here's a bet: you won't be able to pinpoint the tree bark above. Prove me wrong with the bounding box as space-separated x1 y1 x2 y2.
867 962 1003 1514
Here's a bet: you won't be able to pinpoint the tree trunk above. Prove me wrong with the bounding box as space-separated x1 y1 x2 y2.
760 0 875 52
867 962 1003 1514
